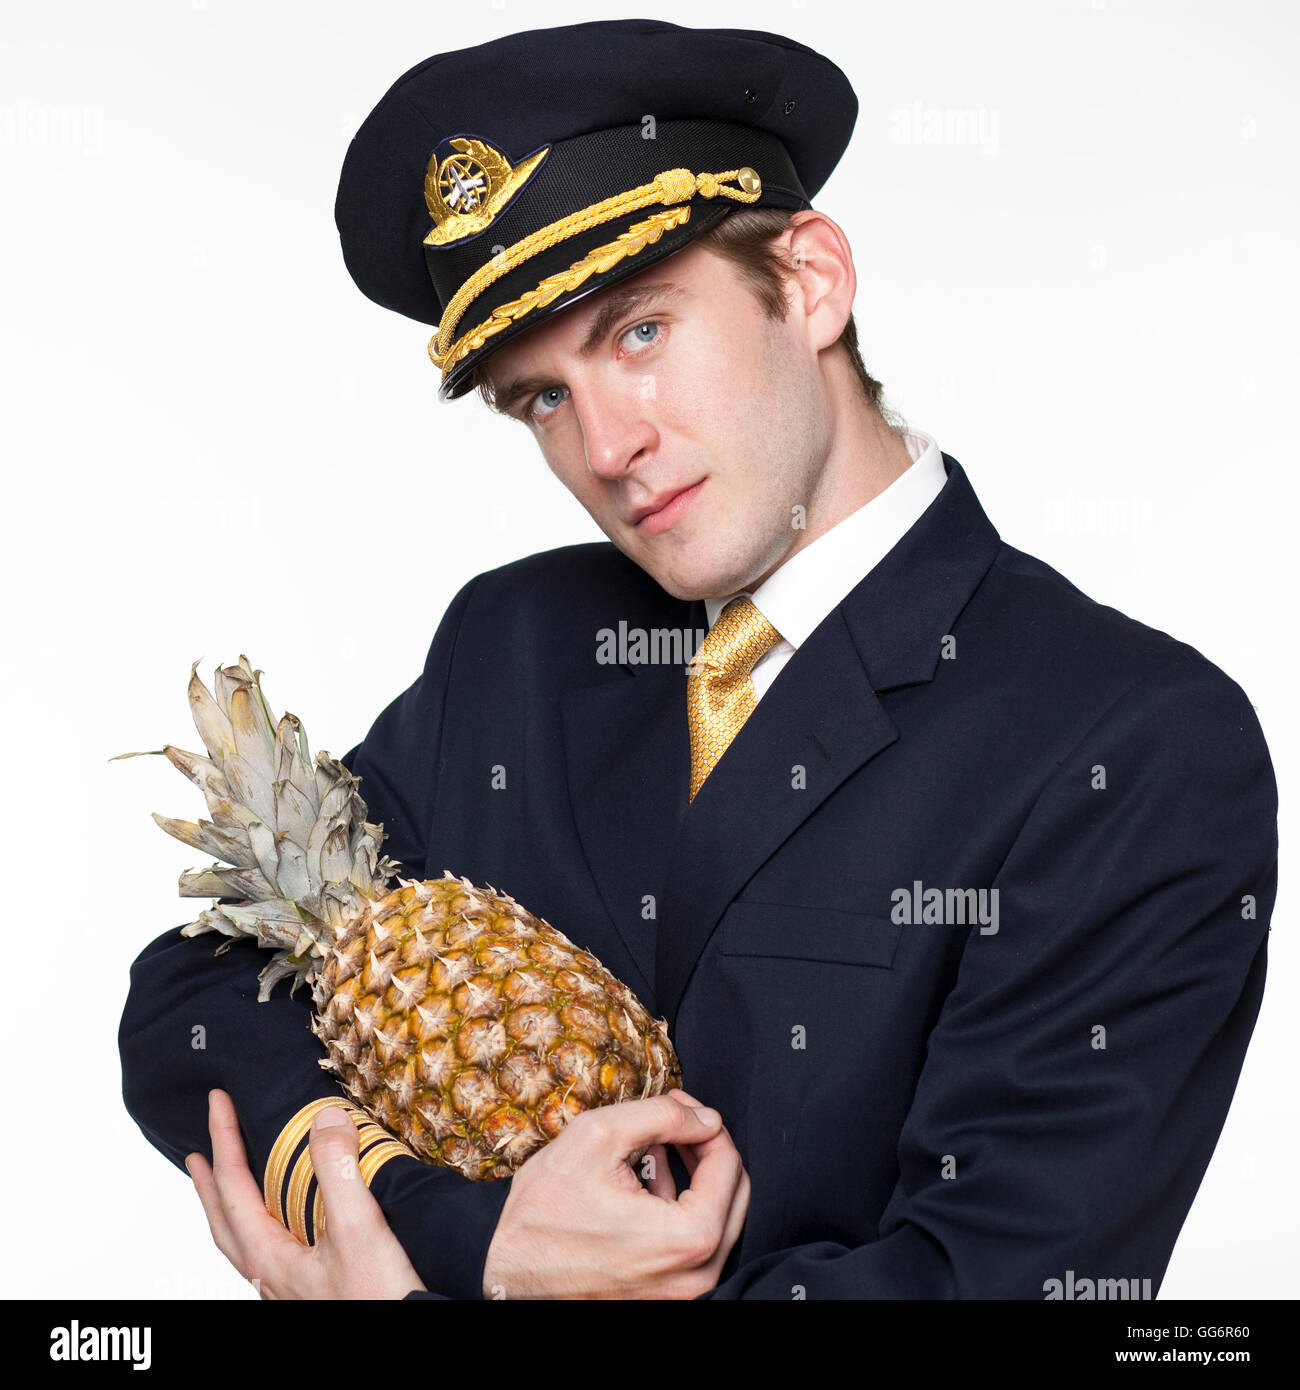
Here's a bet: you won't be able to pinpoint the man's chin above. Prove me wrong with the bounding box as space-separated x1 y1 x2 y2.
605 530 760 603
645 566 746 604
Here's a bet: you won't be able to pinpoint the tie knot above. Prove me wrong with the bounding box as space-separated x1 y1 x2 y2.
689 597 782 683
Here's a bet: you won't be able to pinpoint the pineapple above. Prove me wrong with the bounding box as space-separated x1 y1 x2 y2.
115 656 681 1179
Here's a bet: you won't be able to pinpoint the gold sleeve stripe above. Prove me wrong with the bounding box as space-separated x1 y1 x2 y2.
262 1098 393 1225
311 1141 412 1244
262 1097 420 1246
286 1121 394 1243
262 1099 364 1225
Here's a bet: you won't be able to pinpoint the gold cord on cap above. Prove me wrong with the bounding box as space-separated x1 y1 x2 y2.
428 166 762 380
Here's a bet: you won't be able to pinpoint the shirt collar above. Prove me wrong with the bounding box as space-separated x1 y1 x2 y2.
704 428 947 648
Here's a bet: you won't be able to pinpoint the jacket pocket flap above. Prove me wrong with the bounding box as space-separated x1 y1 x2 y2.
718 900 902 968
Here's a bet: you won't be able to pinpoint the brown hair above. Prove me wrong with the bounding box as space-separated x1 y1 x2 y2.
472 205 900 427
691 206 892 416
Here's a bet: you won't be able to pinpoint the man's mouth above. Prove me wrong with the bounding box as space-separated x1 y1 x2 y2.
631 480 705 534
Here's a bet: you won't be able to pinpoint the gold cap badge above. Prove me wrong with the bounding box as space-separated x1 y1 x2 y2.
423 137 550 247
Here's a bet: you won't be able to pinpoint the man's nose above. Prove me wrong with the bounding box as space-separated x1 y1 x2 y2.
573 376 656 477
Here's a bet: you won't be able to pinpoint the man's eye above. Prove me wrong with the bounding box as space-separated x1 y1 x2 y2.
528 385 568 421
524 322 662 422
621 320 661 351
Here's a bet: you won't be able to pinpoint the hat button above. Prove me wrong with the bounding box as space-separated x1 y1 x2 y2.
737 167 761 195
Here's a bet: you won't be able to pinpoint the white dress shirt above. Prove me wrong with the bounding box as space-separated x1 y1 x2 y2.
703 428 947 700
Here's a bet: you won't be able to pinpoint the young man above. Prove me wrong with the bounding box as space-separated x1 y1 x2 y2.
120 19 1277 1300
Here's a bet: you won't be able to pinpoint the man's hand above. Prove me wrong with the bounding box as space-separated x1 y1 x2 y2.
482 1089 750 1299
186 1089 426 1299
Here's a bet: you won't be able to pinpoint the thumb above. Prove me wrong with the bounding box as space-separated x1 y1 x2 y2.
308 1106 377 1243
577 1092 723 1161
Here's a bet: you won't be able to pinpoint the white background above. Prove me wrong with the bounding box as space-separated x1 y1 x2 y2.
1 0 1294 1299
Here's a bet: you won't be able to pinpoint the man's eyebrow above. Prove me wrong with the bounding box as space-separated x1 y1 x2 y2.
486 280 687 418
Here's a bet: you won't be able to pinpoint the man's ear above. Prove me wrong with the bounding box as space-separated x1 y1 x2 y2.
784 210 858 355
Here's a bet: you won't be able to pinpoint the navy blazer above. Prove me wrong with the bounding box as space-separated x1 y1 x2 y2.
120 455 1277 1299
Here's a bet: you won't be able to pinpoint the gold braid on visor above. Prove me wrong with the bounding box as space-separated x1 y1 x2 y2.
428 165 762 378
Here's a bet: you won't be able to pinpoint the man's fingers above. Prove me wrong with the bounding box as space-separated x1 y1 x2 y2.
640 1143 676 1200
308 1106 376 1244
183 1094 423 1300
676 1123 746 1230
675 1126 742 1179
205 1089 294 1281
667 1088 707 1109
185 1151 242 1271
307 1107 428 1298
667 1091 715 1179
715 1165 751 1268
567 1092 723 1165
664 1129 748 1283
694 1165 751 1283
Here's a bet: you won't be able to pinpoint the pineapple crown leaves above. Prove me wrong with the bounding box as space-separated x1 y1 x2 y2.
112 656 402 997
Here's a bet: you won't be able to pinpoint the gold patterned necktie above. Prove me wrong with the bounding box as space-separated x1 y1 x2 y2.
686 596 783 802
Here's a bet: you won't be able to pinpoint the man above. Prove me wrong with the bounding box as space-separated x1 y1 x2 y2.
120 19 1277 1300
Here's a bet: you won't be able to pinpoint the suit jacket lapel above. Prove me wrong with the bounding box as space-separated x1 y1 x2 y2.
655 456 1003 1027
654 609 896 1027
561 597 706 1010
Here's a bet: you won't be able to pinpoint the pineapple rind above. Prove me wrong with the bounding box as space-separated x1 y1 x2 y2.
121 657 684 1176
311 875 682 1179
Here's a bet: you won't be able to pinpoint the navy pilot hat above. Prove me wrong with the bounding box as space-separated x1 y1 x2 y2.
334 18 858 400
